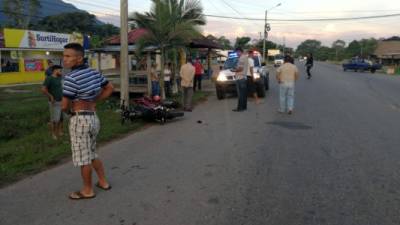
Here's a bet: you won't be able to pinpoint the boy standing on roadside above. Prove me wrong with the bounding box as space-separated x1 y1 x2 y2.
41 65 63 139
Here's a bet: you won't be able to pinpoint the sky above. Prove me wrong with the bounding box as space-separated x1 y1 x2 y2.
63 0 400 48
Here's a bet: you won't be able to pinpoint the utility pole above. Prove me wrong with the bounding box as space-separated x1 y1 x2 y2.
262 10 267 62
263 3 281 63
120 0 129 107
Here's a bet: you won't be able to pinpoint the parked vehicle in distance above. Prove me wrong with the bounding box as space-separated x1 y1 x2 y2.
342 58 382 73
215 51 267 100
274 54 284 67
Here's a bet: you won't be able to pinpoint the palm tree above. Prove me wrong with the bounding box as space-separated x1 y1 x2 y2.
130 0 206 99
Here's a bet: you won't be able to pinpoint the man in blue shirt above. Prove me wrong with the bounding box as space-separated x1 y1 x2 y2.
62 43 114 200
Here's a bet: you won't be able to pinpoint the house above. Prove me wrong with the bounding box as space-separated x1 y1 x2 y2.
90 29 221 94
374 37 400 65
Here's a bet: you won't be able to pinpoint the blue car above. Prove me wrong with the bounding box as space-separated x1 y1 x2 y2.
342 58 382 73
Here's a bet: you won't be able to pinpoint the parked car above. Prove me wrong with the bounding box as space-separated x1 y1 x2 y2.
274 54 284 67
342 58 382 73
215 51 267 100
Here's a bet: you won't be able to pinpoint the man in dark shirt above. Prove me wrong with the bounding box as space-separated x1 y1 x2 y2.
306 53 314 79
45 60 54 77
61 43 114 200
42 65 63 139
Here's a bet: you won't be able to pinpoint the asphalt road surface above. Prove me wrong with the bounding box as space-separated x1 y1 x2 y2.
1 62 400 225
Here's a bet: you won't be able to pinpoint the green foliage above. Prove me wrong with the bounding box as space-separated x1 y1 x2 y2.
345 40 361 58
296 39 322 57
35 11 97 33
295 38 378 61
217 36 232 50
130 0 205 99
234 36 251 49
2 0 41 28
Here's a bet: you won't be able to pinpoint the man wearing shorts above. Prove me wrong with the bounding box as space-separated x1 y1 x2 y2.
42 65 63 140
62 43 114 200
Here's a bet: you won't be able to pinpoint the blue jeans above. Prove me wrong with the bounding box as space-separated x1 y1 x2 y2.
279 85 295 112
152 81 160 96
236 78 247 110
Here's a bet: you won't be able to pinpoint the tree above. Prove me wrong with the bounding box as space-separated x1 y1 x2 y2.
345 40 361 58
295 39 321 57
332 39 346 61
35 12 97 33
2 0 41 29
217 36 232 50
358 38 377 58
130 0 205 99
234 36 251 50
316 46 334 61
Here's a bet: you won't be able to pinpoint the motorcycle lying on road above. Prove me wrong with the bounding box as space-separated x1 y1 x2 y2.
120 97 184 125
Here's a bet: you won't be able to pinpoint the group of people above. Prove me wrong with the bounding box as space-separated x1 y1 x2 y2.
231 48 263 112
150 58 205 97
232 47 314 115
150 58 205 111
41 43 314 200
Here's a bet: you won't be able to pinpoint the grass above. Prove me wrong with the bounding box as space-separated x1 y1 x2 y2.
0 84 209 186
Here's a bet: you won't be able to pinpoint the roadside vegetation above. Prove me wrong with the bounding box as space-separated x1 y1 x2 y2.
0 84 209 186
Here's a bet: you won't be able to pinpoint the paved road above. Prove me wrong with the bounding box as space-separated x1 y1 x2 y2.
1 62 400 225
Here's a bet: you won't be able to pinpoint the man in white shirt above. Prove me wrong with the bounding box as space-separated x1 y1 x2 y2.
247 50 260 104
232 47 248 111
276 55 299 114
180 58 195 111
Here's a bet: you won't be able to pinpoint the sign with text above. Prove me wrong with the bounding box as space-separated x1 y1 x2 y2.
24 59 44 72
4 28 84 49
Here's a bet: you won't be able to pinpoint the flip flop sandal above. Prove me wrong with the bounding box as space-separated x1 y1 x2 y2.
96 182 112 190
69 191 96 200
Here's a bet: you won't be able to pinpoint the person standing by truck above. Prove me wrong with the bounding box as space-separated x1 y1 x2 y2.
246 50 260 104
232 47 248 112
305 53 313 79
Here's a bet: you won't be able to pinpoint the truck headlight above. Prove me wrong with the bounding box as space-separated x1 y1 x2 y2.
253 72 260 79
217 73 228 81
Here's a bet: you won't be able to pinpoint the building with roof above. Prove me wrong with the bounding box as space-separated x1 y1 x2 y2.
374 37 400 65
0 28 88 85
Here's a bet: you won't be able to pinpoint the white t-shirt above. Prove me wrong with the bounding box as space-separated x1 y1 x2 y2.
247 57 254 76
164 68 171 81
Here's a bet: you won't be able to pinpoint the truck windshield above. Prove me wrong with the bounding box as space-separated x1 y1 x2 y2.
223 57 239 70
252 56 260 67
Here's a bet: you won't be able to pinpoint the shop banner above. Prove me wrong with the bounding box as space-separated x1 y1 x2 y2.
24 59 44 72
4 28 84 49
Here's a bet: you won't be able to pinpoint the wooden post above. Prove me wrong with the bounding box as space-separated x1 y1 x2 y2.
120 0 129 106
146 52 152 96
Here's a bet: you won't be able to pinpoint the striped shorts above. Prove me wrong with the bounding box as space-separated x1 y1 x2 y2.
69 113 100 167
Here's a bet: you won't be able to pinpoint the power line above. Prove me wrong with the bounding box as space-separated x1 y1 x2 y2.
219 0 244 17
204 13 400 22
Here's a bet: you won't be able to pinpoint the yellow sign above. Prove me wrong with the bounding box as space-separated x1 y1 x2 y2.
3 28 83 49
